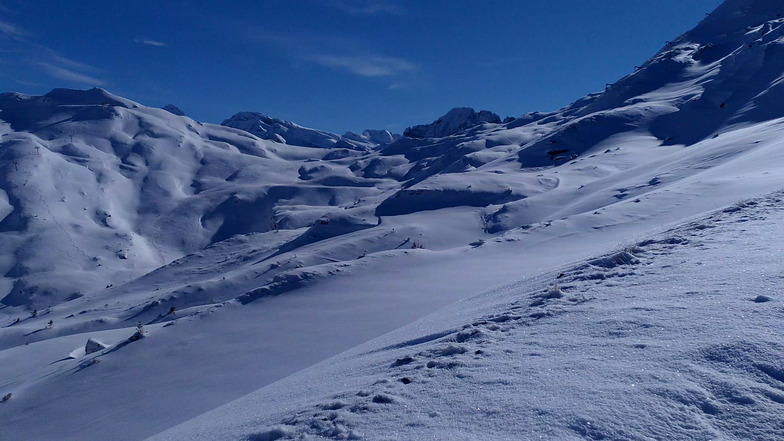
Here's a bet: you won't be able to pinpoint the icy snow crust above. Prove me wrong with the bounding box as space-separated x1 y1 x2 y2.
2 0 784 439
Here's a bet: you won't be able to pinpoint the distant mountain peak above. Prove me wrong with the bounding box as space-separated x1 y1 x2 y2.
0 87 136 110
343 129 401 146
404 107 501 139
45 87 133 107
162 104 186 116
221 111 398 150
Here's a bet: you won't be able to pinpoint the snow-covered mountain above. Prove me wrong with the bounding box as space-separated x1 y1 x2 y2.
221 111 397 150
3 1 784 440
403 107 501 139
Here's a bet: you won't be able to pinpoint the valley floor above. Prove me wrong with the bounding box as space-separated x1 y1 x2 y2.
151 191 784 441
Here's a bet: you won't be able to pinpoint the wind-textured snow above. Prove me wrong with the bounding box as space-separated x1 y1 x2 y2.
2 0 784 440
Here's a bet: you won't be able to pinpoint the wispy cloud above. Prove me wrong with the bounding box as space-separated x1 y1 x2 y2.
243 26 419 82
49 53 100 73
0 18 106 86
134 38 166 47
326 0 404 16
38 62 106 85
0 19 25 38
308 54 417 77
14 79 42 87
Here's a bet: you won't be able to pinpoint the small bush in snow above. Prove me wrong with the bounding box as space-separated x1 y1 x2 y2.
130 322 146 341
1 393 11 403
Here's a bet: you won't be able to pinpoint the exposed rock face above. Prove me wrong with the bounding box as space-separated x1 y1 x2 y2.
162 104 186 116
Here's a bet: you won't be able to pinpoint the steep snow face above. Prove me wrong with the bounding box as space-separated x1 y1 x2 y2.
221 111 378 150
565 0 784 146
403 107 501 139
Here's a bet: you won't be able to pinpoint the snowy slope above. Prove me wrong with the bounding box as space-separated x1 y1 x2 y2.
0 88 394 310
150 190 784 441
3 0 784 439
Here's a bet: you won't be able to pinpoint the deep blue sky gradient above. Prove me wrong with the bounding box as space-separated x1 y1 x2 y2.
0 0 723 134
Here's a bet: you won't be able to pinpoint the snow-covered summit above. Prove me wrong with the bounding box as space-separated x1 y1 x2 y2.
0 87 134 110
0 88 144 138
403 107 501 139
221 111 378 150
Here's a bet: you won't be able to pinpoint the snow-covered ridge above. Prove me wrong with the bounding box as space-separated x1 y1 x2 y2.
221 111 398 150
0 88 135 110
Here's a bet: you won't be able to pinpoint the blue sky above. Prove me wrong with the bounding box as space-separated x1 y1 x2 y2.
0 0 723 134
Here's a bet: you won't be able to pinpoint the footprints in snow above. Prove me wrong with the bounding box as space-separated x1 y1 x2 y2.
246 193 784 440
246 233 700 440
247 270 607 439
